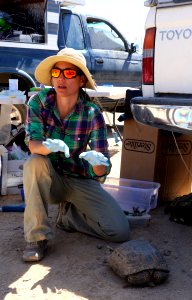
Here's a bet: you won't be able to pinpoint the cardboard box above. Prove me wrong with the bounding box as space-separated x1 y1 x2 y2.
0 146 24 195
120 119 159 181
120 120 192 201
154 130 192 201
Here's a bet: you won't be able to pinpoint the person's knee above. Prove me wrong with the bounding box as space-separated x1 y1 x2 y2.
23 155 51 183
110 222 130 242
24 154 48 172
101 220 130 243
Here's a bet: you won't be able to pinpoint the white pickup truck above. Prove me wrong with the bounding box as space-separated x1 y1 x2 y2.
0 0 142 125
131 0 192 134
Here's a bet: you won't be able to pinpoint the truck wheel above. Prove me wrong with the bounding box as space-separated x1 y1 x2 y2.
11 104 27 126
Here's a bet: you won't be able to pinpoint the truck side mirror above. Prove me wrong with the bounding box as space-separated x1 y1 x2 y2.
129 43 137 53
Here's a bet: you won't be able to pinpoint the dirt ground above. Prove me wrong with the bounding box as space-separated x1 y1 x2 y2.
1 119 192 300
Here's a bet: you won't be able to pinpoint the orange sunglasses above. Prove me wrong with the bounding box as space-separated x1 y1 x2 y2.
51 67 82 79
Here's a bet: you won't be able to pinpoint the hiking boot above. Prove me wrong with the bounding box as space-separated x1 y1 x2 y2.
23 240 48 262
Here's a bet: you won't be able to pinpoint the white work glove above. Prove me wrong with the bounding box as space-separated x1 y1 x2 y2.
43 138 70 157
79 150 109 166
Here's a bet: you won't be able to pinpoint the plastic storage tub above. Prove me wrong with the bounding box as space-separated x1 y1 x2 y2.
102 177 160 213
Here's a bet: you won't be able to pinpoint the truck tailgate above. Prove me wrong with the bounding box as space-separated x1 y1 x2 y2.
155 5 192 94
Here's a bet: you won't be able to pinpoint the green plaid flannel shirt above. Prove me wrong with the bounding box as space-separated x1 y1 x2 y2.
26 88 111 181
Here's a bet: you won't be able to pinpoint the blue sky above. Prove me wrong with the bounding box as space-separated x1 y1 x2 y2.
84 0 149 47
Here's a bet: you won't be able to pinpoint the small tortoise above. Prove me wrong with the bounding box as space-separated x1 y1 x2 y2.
107 239 169 287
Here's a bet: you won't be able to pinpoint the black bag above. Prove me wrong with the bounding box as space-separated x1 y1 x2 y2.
164 193 192 225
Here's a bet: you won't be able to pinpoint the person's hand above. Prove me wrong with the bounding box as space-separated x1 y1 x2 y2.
79 150 109 166
42 138 70 157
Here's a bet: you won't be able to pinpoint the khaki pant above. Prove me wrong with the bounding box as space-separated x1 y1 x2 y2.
23 154 130 243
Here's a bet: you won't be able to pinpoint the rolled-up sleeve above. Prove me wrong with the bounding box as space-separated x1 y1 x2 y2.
88 107 112 179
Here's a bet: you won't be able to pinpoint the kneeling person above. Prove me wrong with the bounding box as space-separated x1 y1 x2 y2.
23 48 130 262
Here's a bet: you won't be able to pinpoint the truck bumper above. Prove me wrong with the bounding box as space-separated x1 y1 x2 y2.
130 96 192 134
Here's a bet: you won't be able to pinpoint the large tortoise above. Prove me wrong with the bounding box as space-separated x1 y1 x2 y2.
107 239 169 287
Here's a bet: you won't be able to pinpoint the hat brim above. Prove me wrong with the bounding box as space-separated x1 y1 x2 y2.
35 54 96 90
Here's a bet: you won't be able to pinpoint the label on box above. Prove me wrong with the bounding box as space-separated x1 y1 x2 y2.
9 79 18 91
7 172 23 187
161 140 192 155
124 138 155 153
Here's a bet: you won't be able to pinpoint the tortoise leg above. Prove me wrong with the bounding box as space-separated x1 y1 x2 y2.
127 270 151 286
152 270 169 284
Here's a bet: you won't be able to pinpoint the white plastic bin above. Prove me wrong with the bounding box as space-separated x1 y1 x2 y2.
102 177 160 213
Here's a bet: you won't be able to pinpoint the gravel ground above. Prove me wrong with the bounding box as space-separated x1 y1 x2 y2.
0 118 192 299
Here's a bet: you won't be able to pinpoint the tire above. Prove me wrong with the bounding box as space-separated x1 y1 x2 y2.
11 104 27 126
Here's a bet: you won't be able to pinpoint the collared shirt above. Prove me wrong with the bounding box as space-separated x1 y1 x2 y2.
26 88 111 180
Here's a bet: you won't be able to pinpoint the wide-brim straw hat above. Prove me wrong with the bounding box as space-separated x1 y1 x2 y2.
35 48 96 90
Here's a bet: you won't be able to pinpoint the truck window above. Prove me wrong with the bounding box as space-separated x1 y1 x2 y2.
87 19 125 51
61 13 84 50
0 0 45 43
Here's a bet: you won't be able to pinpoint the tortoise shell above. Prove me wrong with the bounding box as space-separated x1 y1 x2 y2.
107 239 169 286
